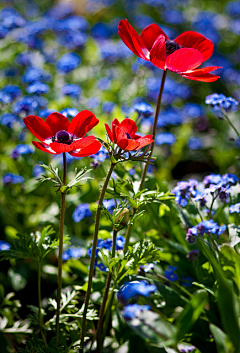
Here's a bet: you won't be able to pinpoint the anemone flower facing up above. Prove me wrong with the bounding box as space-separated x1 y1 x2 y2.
23 110 101 156
118 19 221 82
105 118 154 151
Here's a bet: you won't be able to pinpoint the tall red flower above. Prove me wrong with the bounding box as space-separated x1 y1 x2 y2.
105 118 154 151
118 20 221 82
23 110 101 157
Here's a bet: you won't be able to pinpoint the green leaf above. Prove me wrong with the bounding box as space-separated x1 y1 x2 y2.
175 290 208 341
154 282 188 313
219 244 240 292
210 324 232 353
123 309 176 345
197 239 240 352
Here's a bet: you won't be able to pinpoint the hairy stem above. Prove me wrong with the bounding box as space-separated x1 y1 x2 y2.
96 229 118 352
80 162 116 353
139 70 167 191
221 109 240 141
38 261 47 345
124 70 167 253
56 152 67 345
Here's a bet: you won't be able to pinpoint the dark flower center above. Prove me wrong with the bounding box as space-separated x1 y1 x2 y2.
165 40 181 56
125 133 132 139
56 130 71 144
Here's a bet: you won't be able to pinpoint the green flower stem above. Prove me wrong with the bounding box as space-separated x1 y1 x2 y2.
96 229 118 353
139 69 167 191
56 152 67 345
38 261 47 345
80 162 116 353
124 70 167 253
221 109 240 141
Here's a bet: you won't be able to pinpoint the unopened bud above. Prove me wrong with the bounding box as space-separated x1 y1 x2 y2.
115 208 129 227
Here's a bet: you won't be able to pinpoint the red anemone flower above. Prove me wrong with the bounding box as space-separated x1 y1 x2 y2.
105 118 154 151
23 110 101 157
118 19 221 82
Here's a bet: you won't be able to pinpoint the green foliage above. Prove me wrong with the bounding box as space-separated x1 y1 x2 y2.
39 165 92 194
18 334 66 353
0 226 70 262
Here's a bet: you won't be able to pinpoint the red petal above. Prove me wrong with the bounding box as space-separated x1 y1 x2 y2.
71 136 96 150
117 138 140 151
24 116 53 141
166 48 203 73
46 112 70 136
32 141 57 154
150 35 166 70
140 24 168 51
184 66 222 74
180 72 220 82
70 140 101 157
133 134 153 140
118 19 149 60
175 31 214 62
105 123 113 142
135 137 154 150
49 142 73 153
114 125 126 143
119 118 137 137
112 118 120 142
68 110 99 138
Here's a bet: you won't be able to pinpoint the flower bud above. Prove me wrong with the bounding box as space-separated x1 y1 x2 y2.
115 208 129 227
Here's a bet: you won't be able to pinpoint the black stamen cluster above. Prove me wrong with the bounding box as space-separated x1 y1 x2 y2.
165 40 181 56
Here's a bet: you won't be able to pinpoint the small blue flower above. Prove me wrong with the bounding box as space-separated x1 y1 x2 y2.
62 246 85 261
0 240 10 251
229 203 240 213
162 10 185 24
122 304 150 320
155 132 176 145
164 266 178 282
97 77 111 90
0 113 18 128
90 146 109 164
22 67 52 84
102 101 115 113
131 101 154 119
86 97 100 109
172 179 199 207
61 84 81 99
187 137 203 150
16 51 34 66
27 82 49 95
95 262 108 272
60 108 79 118
12 96 47 117
117 281 157 304
103 199 118 214
56 53 81 74
186 220 226 244
226 1 240 17
205 93 239 118
38 109 55 118
3 173 24 184
0 85 21 102
72 204 92 223
12 144 34 159
33 164 44 177
140 263 156 272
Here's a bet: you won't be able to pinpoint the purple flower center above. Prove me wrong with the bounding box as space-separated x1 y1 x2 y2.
126 133 132 139
56 130 71 144
165 40 181 56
